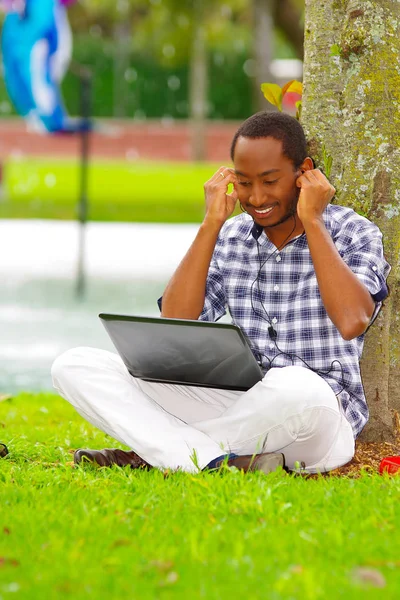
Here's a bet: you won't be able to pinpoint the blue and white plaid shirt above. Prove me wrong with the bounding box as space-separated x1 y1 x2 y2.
199 205 391 438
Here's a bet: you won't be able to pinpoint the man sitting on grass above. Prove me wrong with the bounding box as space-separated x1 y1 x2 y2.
52 112 390 475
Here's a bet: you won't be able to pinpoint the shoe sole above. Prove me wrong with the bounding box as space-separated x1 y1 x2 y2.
74 450 101 466
0 443 9 458
73 449 151 470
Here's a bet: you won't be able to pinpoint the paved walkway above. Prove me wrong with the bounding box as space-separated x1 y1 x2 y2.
0 219 198 393
0 219 198 280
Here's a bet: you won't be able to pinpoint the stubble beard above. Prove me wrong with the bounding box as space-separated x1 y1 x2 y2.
262 188 300 229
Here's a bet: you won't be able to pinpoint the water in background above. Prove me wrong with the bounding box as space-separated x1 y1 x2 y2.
0 220 199 393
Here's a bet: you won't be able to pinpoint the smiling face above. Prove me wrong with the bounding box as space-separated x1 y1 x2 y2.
233 136 305 235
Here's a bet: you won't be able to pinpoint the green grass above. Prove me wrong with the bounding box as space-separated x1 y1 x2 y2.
0 158 227 223
1 393 400 599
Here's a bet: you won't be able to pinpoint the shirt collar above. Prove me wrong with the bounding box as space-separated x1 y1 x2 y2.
235 215 305 246
231 214 262 241
234 204 337 243
251 222 264 240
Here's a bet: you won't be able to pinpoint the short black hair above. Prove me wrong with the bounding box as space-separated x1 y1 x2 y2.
230 111 307 167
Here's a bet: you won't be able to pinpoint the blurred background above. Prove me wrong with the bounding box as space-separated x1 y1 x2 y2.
0 0 304 393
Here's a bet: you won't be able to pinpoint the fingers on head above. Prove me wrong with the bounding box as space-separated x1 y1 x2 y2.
221 170 236 184
204 168 235 190
206 168 227 187
216 167 235 178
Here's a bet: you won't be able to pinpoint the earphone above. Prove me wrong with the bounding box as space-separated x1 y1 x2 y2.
235 162 345 392
246 214 346 394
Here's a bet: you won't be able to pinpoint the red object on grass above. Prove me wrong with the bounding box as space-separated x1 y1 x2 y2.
379 456 400 475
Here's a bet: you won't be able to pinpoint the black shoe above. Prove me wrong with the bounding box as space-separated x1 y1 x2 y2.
73 448 152 470
0 443 9 458
209 452 285 474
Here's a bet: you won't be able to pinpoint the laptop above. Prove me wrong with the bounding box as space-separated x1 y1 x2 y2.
99 313 264 391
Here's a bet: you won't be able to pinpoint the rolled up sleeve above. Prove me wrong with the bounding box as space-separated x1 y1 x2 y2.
339 225 391 322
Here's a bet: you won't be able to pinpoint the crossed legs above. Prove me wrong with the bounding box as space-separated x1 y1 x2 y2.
51 347 354 473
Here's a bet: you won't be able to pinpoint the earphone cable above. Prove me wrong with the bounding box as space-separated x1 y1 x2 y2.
248 215 346 395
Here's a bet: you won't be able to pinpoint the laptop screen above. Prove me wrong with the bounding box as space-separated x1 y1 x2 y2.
99 314 263 391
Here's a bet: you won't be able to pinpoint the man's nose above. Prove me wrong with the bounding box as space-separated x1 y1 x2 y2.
249 185 266 207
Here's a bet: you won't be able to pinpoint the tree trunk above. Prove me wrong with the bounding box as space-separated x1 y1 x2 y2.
253 0 274 113
189 0 208 162
273 0 304 59
302 0 400 441
113 19 132 119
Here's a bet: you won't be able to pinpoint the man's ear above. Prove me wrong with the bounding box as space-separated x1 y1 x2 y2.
299 157 314 173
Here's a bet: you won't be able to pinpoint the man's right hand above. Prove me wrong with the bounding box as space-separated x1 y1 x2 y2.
161 167 238 319
203 167 238 227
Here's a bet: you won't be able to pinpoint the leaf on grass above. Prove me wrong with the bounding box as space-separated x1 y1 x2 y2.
366 559 400 568
290 565 304 574
165 571 179 585
3 527 11 535
0 557 20 568
112 539 131 548
150 560 174 572
352 567 386 588
261 83 283 111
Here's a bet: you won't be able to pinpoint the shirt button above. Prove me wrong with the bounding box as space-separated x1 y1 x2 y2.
276 256 281 262
269 343 274 350
272 317 278 324
274 285 279 291
372 265 377 271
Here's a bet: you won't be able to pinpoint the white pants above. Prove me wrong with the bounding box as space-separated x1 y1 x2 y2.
51 347 355 474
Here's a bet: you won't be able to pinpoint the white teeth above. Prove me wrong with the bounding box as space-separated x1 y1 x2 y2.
255 206 273 215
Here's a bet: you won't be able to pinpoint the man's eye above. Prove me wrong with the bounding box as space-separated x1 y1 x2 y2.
238 181 251 186
264 179 278 185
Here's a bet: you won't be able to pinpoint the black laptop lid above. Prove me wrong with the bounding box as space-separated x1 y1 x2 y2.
99 314 263 391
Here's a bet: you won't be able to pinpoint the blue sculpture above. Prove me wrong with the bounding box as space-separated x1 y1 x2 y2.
1 0 81 132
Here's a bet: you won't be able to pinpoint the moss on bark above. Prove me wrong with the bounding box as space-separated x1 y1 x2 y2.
302 0 400 441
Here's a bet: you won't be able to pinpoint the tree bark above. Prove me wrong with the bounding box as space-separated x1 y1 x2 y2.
253 0 274 113
302 0 400 441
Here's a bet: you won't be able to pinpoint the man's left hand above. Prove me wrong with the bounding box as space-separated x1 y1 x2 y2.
296 169 335 224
